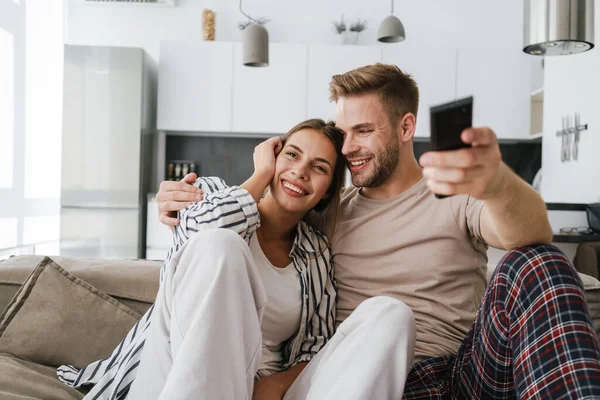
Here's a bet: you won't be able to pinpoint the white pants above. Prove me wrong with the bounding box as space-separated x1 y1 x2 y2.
128 228 416 400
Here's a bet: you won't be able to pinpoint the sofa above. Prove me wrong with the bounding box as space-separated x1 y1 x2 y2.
1 254 600 399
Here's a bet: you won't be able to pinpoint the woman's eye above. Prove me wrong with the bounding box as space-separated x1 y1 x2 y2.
286 152 297 158
314 165 326 172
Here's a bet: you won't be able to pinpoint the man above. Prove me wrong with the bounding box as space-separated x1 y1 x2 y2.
157 63 600 398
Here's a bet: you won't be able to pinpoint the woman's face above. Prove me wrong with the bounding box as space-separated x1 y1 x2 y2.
269 128 338 215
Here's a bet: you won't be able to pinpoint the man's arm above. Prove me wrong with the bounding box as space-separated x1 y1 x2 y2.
252 363 308 400
478 163 553 249
421 127 553 250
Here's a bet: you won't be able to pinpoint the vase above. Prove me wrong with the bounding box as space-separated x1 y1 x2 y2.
341 31 359 45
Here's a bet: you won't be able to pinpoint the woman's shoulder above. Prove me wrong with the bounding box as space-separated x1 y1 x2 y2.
296 220 331 253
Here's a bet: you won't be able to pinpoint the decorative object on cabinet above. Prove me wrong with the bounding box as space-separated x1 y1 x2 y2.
202 9 215 41
556 112 588 163
238 0 269 67
377 0 405 43
523 0 594 56
333 16 367 45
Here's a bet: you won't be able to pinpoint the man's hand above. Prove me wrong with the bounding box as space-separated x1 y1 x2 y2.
156 173 203 227
420 127 507 200
252 375 286 400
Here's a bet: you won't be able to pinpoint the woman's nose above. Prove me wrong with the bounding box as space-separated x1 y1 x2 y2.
291 164 309 180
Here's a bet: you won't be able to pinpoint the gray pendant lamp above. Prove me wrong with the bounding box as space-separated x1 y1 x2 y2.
240 0 269 67
523 0 595 56
377 0 405 43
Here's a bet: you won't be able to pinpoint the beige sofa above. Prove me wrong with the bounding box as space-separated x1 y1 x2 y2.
1 255 600 399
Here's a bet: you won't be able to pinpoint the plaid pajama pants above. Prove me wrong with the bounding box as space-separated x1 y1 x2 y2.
403 245 600 400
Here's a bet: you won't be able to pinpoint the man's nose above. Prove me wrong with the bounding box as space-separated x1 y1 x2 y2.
342 134 359 156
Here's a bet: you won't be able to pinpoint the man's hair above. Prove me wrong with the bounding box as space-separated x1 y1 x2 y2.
329 63 420 127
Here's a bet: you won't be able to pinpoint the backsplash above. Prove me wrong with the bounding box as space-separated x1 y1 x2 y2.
166 135 263 185
167 135 542 187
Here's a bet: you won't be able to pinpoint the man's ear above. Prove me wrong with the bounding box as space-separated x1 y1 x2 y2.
399 113 416 142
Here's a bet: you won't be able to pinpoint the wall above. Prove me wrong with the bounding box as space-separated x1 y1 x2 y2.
66 0 524 61
541 4 600 204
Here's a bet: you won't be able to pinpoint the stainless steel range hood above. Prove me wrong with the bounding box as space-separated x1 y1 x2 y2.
524 0 595 56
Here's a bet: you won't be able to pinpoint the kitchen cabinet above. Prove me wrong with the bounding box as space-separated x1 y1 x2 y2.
306 45 382 122
382 47 457 138
157 41 234 132
232 43 308 134
456 49 534 139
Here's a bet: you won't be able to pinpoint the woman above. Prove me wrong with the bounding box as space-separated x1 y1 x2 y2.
58 119 346 400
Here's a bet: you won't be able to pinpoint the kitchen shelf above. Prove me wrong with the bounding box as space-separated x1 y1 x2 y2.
553 233 600 243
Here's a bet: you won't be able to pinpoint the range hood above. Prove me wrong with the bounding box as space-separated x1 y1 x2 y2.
523 0 595 56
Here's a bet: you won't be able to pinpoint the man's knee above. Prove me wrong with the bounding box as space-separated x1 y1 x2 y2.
493 244 583 292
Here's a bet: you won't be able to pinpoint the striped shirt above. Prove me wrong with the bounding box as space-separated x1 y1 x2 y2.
57 177 337 399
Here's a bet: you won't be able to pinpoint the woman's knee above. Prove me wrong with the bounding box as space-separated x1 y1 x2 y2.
184 228 247 253
175 228 251 280
357 296 415 331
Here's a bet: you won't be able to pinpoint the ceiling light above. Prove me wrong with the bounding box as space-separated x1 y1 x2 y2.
377 0 405 43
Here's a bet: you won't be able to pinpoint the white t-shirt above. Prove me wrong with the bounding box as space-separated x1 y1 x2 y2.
249 234 303 376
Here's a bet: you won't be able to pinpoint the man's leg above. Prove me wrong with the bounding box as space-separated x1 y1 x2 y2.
404 244 600 400
284 296 416 400
128 229 267 400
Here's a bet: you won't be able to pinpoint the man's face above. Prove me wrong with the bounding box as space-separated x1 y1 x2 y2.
335 93 400 188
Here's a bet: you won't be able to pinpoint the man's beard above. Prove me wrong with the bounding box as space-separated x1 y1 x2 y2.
350 136 400 188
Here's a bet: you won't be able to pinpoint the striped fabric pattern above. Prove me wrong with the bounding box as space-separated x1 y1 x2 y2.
403 245 600 399
57 177 336 399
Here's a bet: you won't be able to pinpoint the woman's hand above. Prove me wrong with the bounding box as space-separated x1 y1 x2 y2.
242 137 283 204
253 136 283 183
252 375 286 400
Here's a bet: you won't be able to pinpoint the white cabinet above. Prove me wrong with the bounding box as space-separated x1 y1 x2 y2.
306 45 382 122
232 43 308 134
456 49 534 139
382 47 457 138
157 41 234 132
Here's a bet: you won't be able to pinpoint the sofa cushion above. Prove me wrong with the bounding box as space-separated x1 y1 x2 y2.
0 257 141 368
0 255 161 315
0 352 84 400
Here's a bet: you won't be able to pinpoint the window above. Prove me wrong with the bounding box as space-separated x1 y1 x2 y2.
0 28 14 189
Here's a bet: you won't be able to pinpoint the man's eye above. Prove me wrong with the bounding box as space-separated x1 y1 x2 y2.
359 130 372 135
314 165 326 172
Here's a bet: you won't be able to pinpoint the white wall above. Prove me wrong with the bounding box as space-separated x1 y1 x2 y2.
541 4 600 204
66 0 524 61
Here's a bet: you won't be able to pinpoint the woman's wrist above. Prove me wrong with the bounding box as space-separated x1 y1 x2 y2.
242 171 272 204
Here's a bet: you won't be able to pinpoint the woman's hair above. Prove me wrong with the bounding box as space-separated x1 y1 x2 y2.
281 118 345 239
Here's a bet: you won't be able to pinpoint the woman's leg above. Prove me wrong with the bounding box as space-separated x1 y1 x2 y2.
127 229 267 400
284 296 416 399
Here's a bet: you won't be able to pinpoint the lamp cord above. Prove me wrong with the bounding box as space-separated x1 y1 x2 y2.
239 0 259 24
391 0 394 14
